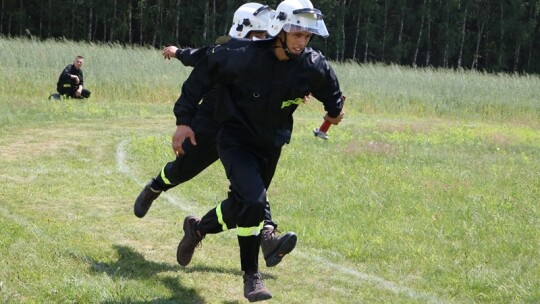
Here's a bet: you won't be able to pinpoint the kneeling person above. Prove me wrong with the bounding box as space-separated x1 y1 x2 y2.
56 55 91 99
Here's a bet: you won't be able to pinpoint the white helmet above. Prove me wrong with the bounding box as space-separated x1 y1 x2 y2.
228 3 275 38
267 0 329 38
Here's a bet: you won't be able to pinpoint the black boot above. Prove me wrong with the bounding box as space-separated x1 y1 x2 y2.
133 179 162 218
243 272 272 302
261 225 297 267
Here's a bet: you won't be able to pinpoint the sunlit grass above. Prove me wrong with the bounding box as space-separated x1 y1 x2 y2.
1 36 539 303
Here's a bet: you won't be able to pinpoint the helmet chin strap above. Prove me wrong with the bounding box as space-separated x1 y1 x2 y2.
279 35 301 60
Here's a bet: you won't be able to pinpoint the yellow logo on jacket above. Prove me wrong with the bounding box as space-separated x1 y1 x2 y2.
281 98 303 109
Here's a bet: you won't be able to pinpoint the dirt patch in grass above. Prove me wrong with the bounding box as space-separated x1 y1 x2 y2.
344 140 397 156
376 120 437 135
0 119 152 163
488 133 513 147
0 125 87 162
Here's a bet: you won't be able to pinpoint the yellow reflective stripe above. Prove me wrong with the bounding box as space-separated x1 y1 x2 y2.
160 166 172 185
216 203 228 231
281 97 303 109
237 220 264 237
63 84 71 88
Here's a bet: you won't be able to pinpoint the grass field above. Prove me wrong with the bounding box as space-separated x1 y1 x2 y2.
1 36 540 303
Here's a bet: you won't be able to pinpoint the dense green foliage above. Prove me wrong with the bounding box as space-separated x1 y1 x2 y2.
2 0 539 73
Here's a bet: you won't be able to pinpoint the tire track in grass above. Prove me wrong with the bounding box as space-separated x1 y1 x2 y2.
302 251 448 304
116 139 449 303
0 205 89 265
0 206 53 243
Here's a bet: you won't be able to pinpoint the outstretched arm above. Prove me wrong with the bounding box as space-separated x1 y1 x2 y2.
162 45 211 67
162 45 178 60
171 46 229 155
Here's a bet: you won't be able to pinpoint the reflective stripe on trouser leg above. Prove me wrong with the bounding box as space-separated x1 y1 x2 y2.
237 220 264 237
160 166 172 185
216 202 229 231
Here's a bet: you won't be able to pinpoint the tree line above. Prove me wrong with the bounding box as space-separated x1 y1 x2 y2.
2 0 539 74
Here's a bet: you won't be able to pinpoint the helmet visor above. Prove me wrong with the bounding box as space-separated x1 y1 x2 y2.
283 8 329 37
282 21 328 37
253 5 270 16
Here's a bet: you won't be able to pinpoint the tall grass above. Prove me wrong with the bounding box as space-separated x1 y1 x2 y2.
0 36 184 129
1 36 539 303
333 61 540 124
2 36 539 124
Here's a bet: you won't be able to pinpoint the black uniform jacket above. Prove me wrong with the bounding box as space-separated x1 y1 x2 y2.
174 38 344 148
57 64 84 90
174 38 252 127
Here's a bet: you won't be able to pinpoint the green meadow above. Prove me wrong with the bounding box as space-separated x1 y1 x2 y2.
1 36 539 303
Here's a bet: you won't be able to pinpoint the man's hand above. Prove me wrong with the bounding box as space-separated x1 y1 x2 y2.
303 93 311 103
75 86 83 97
172 125 196 156
324 110 345 125
163 46 179 60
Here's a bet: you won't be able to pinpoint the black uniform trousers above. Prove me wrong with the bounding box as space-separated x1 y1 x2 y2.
196 128 282 273
152 115 278 232
153 115 220 188
57 83 91 99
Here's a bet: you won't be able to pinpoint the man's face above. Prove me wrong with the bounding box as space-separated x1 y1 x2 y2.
247 31 267 40
284 31 312 56
73 58 84 69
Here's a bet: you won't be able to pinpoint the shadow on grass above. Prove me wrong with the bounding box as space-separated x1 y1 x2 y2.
91 245 180 278
89 244 249 303
184 265 276 280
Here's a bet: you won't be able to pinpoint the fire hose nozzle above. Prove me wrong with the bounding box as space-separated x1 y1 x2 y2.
312 95 345 140
313 120 331 140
